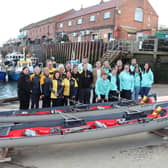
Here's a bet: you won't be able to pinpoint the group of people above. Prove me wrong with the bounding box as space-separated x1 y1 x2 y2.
17 58 154 110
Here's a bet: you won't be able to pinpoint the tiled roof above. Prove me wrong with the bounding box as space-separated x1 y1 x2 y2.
20 9 75 31
62 0 120 20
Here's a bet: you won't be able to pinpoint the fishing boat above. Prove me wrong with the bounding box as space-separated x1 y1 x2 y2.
5 52 36 81
0 62 8 82
0 70 6 82
0 102 168 148
8 60 34 81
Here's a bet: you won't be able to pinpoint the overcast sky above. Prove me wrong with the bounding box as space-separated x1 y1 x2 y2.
0 0 166 45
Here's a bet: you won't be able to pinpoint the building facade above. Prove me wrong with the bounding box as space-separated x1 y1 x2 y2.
20 10 75 43
56 0 158 42
20 0 158 43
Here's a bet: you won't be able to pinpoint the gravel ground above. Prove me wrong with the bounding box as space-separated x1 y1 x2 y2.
0 84 168 168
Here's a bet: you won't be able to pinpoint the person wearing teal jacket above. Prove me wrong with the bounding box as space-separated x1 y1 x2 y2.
132 66 141 102
130 58 141 73
95 72 110 102
141 63 154 97
103 61 111 74
108 68 118 101
119 64 134 100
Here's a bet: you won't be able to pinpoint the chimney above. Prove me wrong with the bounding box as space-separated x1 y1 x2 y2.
80 4 84 10
100 0 104 4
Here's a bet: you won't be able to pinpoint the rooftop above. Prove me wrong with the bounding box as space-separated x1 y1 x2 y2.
62 0 120 21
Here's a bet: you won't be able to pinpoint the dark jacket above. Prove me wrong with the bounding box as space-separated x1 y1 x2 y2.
63 78 78 97
79 70 93 88
18 72 31 99
41 75 52 97
30 74 41 95
72 72 80 85
51 79 64 99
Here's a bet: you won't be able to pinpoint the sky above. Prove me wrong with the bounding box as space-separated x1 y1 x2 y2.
0 0 167 45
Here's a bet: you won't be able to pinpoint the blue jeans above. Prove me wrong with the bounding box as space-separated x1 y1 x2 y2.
140 87 151 97
132 87 140 102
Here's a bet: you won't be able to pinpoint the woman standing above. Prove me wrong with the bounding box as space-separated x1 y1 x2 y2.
108 68 118 101
51 71 64 107
63 71 78 105
30 66 42 109
41 68 52 108
119 64 134 100
18 67 31 110
72 66 80 101
132 66 141 102
141 63 154 97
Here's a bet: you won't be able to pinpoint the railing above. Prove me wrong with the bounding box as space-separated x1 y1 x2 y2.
2 39 167 65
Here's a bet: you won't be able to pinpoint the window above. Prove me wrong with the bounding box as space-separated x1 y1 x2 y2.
59 23 63 28
135 8 143 22
90 15 95 22
68 21 72 26
77 18 83 25
92 33 99 41
148 16 151 23
104 12 111 19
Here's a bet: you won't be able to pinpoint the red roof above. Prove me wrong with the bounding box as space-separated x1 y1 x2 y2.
62 0 120 21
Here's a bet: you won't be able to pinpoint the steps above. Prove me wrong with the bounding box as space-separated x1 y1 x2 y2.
100 50 121 64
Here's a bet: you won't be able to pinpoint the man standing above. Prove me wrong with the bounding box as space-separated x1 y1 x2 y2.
46 59 57 79
79 64 93 104
78 57 92 72
92 61 105 102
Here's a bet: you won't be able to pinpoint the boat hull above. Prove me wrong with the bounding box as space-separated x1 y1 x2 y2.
0 116 168 148
0 71 6 81
0 101 165 123
8 72 20 81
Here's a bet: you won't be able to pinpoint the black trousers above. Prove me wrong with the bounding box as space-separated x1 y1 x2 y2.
92 88 96 103
97 95 108 103
109 91 118 102
121 90 132 100
79 88 91 104
52 98 64 107
31 93 40 109
42 96 51 108
19 96 30 110
63 96 75 106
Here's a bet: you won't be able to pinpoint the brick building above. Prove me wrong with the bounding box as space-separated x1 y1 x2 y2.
57 0 158 42
20 0 158 42
20 9 74 43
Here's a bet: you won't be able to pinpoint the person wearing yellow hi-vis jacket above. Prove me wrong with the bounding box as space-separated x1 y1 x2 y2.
51 71 64 107
140 63 154 97
95 72 111 103
119 64 134 100
63 71 78 105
